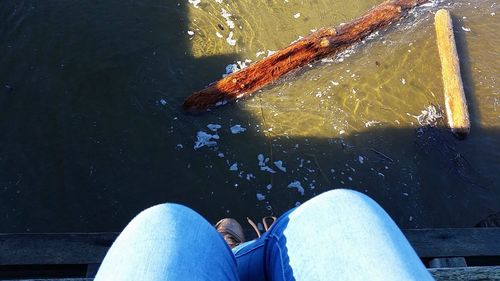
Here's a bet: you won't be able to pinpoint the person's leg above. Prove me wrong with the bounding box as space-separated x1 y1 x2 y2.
263 189 433 281
232 237 268 281
95 203 239 281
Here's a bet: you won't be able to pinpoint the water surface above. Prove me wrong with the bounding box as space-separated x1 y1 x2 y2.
0 0 498 232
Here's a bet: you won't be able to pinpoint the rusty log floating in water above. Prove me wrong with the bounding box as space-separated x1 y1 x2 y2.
183 0 430 113
434 9 470 139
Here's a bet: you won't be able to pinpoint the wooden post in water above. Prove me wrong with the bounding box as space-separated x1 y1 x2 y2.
183 0 430 113
434 9 470 139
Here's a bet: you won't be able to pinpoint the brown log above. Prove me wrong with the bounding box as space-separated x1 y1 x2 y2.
183 0 429 113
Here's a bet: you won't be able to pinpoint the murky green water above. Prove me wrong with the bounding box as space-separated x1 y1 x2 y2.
1 0 498 232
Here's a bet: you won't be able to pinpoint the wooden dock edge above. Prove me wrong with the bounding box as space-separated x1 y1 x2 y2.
2 267 500 281
429 266 500 280
1 228 499 280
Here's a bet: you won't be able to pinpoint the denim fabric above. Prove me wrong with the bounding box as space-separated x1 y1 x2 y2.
234 190 433 281
95 189 433 281
94 203 239 281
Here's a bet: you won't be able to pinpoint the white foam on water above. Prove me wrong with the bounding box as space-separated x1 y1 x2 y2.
226 31 236 46
246 173 255 181
258 154 275 173
414 105 443 126
223 64 238 77
261 166 276 173
221 8 235 29
364 120 380 127
188 0 200 8
256 193 266 201
207 124 221 132
358 156 364 164
258 154 265 166
229 163 238 171
256 51 265 57
273 160 286 172
288 181 305 195
230 124 246 134
194 131 219 150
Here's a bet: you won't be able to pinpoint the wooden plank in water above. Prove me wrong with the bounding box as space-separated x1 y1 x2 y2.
434 9 470 139
429 266 500 281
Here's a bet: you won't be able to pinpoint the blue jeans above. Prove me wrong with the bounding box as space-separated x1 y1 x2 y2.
95 189 433 280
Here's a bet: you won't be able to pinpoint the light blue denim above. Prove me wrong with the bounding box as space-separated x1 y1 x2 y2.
95 189 433 281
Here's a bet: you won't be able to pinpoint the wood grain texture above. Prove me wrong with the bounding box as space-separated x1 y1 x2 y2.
2 228 499 265
429 257 467 268
3 279 92 281
0 233 117 265
405 227 500 258
435 9 470 139
6 267 500 281
183 0 429 113
429 266 500 281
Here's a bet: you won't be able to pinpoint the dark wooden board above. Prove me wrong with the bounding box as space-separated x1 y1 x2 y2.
3 279 92 281
0 233 117 265
1 228 499 266
5 267 500 281
405 228 500 258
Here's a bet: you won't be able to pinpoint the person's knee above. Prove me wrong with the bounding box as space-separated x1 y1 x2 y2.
313 188 374 206
120 203 201 238
292 188 384 218
134 203 192 222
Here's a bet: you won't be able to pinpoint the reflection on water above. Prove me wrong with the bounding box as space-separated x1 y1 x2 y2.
0 0 498 232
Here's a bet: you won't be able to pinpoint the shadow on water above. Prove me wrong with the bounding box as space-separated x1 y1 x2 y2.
244 124 500 231
0 1 499 233
0 0 241 232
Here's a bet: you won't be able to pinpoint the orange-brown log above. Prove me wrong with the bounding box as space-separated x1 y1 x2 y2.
184 0 429 113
